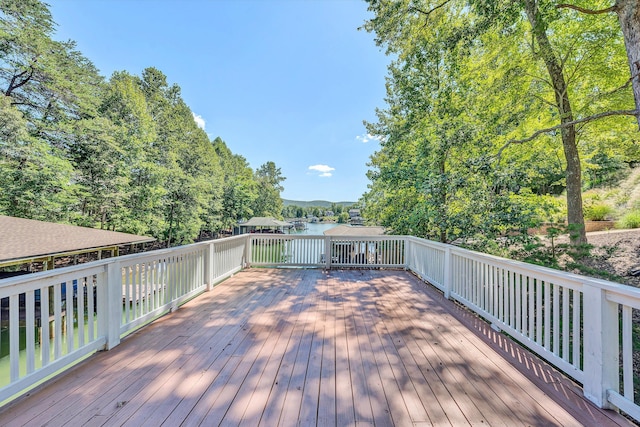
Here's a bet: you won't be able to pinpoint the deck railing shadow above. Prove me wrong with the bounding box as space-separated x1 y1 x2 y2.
0 233 639 422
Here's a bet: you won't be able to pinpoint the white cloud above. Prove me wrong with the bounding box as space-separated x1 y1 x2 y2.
192 112 205 130
356 133 383 143
308 164 335 178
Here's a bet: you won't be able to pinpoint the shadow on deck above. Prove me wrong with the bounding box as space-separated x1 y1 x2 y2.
0 269 632 426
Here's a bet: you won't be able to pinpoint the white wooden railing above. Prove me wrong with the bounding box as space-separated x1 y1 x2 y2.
247 234 406 268
1 233 639 422
0 235 248 404
406 236 640 421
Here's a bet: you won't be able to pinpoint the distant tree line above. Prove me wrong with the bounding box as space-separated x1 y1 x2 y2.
0 0 285 246
281 203 353 223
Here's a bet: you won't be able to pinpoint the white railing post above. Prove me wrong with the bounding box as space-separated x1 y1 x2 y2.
582 284 619 408
205 242 214 291
244 235 252 267
324 236 332 270
404 237 411 270
443 247 452 299
105 260 122 350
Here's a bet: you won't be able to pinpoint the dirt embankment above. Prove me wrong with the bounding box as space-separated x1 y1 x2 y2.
566 229 640 287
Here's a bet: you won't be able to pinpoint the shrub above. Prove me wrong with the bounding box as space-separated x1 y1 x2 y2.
618 210 640 229
584 204 614 221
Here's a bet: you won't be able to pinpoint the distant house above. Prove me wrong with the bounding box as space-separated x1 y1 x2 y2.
236 217 293 234
348 209 364 226
325 210 335 217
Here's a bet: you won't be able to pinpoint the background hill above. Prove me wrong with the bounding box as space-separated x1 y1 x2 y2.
282 199 356 208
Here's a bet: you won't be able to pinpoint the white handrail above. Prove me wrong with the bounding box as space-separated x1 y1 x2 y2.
405 235 640 419
0 235 250 404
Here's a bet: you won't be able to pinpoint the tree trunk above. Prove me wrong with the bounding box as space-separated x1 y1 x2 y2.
616 0 640 129
167 204 174 248
524 0 587 245
437 153 448 243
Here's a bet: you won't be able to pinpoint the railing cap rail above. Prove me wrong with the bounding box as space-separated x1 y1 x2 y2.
0 234 250 288
409 235 640 296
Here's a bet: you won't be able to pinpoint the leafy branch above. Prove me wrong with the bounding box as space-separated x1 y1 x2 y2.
495 109 638 159
556 3 617 15
409 0 452 17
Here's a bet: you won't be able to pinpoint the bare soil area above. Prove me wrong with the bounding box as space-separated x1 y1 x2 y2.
563 228 640 287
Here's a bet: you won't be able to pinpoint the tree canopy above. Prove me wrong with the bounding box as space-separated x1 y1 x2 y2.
0 0 285 245
361 0 637 248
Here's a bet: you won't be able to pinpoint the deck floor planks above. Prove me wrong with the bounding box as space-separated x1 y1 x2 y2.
236 269 316 426
377 270 598 426
371 271 527 425
317 273 337 427
332 277 356 427
177 286 292 425
83 272 286 426
156 272 294 426
385 272 581 425
391 274 541 421
276 274 323 426
219 271 309 426
44 269 284 427
338 274 376 426
93 270 287 426
353 272 427 426
256 271 320 426
296 274 326 426
344 272 395 426
372 271 516 422
0 268 632 427
122 270 301 426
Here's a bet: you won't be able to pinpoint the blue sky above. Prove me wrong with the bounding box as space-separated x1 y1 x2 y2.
48 0 390 203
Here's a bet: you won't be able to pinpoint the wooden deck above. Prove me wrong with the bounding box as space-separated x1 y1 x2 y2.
0 269 632 426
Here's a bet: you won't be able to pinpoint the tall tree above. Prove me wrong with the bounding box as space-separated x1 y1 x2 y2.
99 71 163 235
555 0 640 127
252 161 285 218
0 0 103 224
213 137 257 230
364 0 634 245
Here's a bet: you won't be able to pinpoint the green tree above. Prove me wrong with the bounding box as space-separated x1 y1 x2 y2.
0 0 104 224
252 161 286 218
0 94 78 220
99 71 163 235
364 0 634 245
65 117 128 228
213 137 257 230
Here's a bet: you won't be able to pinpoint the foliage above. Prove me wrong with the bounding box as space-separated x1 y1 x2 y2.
583 204 614 221
0 0 285 245
252 161 286 218
618 211 640 229
281 202 354 221
361 0 635 247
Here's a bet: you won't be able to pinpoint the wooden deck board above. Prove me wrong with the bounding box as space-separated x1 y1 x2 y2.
0 268 633 427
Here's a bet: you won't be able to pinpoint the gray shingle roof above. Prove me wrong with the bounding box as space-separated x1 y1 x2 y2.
0 215 155 263
239 217 293 227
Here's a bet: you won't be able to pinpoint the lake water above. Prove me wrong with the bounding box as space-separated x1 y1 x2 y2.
289 222 339 235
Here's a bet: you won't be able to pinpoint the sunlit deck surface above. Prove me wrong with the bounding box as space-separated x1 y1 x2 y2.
0 269 632 426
